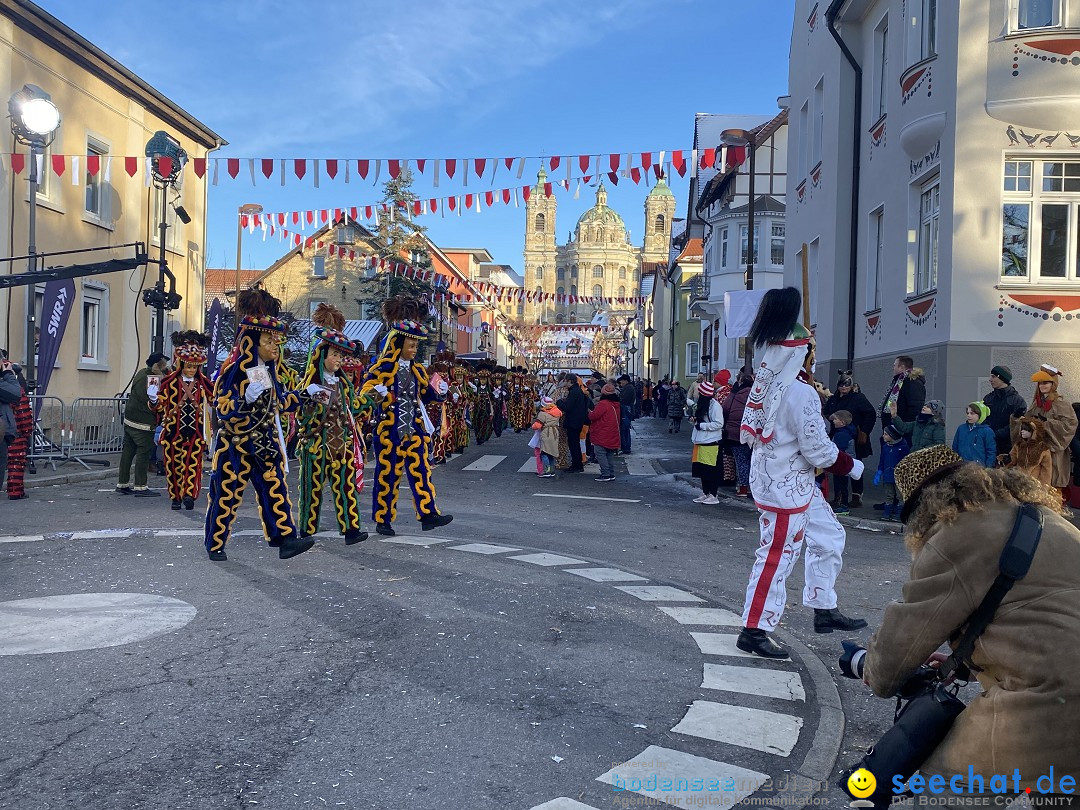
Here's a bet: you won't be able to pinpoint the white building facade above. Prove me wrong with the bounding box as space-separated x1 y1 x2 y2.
787 0 1080 424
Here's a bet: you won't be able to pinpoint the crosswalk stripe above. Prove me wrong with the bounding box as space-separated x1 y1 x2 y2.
595 745 769 807
0 535 43 544
656 606 743 626
155 530 203 537
71 530 131 540
624 455 656 476
461 454 506 471
566 567 648 583
701 663 805 701
517 458 537 473
528 799 599 810
533 494 641 503
377 535 454 546
509 553 587 566
447 543 522 555
689 631 780 660
670 700 803 756
612 585 704 602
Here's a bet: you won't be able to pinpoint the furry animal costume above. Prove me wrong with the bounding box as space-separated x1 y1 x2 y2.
1008 415 1054 487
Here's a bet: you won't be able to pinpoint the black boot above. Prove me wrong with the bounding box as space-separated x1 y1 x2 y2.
736 627 790 659
814 608 868 634
375 522 396 537
207 549 227 562
171 499 182 510
421 513 453 531
278 535 315 559
183 496 195 511
344 528 368 545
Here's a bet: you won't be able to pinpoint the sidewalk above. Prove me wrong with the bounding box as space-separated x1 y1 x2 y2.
18 453 121 490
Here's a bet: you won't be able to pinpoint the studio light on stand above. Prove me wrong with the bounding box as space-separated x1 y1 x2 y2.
8 83 60 395
144 130 188 353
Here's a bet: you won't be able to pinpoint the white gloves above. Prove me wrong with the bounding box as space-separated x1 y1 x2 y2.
452 393 460 402
849 459 865 481
493 389 501 398
436 380 448 396
147 384 159 401
245 381 268 403
373 384 388 397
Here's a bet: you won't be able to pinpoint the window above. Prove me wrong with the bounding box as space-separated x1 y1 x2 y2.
914 181 940 294
592 264 604 278
571 264 578 277
633 268 640 281
535 213 546 233
152 187 182 251
1000 158 1080 282
1014 0 1060 30
799 101 809 179
654 214 666 234
720 228 729 268
557 286 565 297
79 283 109 367
618 286 626 297
570 285 578 297
535 265 544 280
557 267 565 280
770 224 785 266
740 224 760 266
592 284 603 299
85 137 109 219
618 266 627 279
335 224 357 245
812 79 824 168
309 299 326 317
1002 203 1030 277
869 208 885 310
907 0 937 64
1005 160 1033 192
312 256 327 278
686 342 701 376
874 18 889 121
517 303 524 316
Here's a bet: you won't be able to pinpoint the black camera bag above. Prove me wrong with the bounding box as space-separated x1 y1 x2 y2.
840 503 1044 808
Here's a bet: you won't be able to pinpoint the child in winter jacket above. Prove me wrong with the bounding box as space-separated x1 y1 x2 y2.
531 397 562 478
889 399 946 452
952 401 997 467
828 410 858 515
874 424 911 520
1005 415 1053 486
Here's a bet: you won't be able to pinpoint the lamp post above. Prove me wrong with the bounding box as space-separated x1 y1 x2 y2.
719 128 756 372
145 131 189 354
9 84 61 395
643 325 656 381
236 203 263 306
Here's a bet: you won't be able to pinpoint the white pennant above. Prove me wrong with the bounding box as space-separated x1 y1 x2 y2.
434 158 440 188
144 158 152 187
70 156 79 185
373 159 381 184
345 159 350 184
280 159 286 187
313 160 320 188
248 159 255 186
690 149 699 179
574 180 580 200
516 157 525 179
212 158 219 186
104 155 112 183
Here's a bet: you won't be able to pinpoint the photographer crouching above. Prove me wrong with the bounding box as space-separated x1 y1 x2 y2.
839 445 1080 808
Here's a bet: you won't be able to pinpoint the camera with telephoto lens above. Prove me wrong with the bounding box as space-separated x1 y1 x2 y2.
839 640 942 697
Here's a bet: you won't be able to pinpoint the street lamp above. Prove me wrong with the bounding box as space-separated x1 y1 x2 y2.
719 128 757 371
9 84 61 395
236 202 263 307
145 131 189 353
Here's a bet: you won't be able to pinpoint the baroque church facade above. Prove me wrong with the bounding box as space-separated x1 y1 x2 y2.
523 170 675 324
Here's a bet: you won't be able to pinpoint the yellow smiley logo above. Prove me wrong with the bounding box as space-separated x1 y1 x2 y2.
847 768 877 798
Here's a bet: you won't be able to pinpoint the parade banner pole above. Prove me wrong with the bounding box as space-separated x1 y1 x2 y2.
801 242 811 327
34 278 75 415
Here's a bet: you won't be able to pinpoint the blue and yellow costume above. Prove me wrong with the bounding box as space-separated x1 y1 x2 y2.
204 289 313 561
359 296 453 536
297 304 371 543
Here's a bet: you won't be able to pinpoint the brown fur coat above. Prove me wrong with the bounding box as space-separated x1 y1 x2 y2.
1007 416 1053 487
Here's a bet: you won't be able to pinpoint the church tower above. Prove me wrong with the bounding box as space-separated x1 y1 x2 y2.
523 168 557 322
642 176 676 262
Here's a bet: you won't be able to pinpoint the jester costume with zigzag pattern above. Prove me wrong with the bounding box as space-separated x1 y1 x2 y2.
204 330 305 554
156 370 212 503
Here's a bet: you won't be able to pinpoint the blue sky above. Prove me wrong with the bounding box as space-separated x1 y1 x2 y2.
40 0 795 274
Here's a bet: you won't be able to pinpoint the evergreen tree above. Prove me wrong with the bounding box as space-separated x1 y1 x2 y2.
373 168 434 300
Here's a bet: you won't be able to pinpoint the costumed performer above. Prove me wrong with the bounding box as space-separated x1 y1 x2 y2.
447 358 472 454
492 365 508 438
426 352 453 464
737 287 867 659
155 330 213 511
473 360 496 445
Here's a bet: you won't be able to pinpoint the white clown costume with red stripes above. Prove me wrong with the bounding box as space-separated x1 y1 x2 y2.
739 329 862 632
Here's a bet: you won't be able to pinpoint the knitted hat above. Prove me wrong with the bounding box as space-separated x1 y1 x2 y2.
990 365 1013 385
895 445 965 523
713 369 732 386
601 383 617 396
924 399 945 424
968 401 990 423
698 381 715 398
884 424 903 441
540 396 555 408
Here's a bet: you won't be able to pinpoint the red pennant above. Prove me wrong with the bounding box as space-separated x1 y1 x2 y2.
485 191 494 206
125 156 139 177
641 152 653 171
261 159 274 179
294 159 306 180
227 158 240 178
445 159 457 179
277 213 286 226
725 145 746 170
672 150 686 177
155 156 171 178
502 188 511 204
609 154 620 172
653 164 663 179
193 157 206 178
523 185 531 201
240 215 249 229
86 154 100 176
292 212 300 225
253 214 262 228
320 209 328 223
413 201 422 215
578 155 590 173
431 199 438 212
325 159 338 180
448 197 457 212
416 159 426 174
504 157 514 171
333 208 342 222
349 207 358 220
475 158 486 178
549 156 560 171
544 182 552 197
630 167 642 184
306 210 315 225
464 194 474 209
10 153 25 175
357 160 369 179
365 205 373 219
583 175 591 184
701 148 716 169
608 172 619 185
388 159 401 179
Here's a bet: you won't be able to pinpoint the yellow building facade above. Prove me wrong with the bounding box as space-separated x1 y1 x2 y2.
0 1 223 401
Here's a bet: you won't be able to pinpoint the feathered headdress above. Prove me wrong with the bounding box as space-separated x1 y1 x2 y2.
236 288 287 335
382 295 429 341
310 303 355 353
171 329 210 365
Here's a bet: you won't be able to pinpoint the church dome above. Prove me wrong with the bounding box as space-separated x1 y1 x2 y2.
575 183 625 236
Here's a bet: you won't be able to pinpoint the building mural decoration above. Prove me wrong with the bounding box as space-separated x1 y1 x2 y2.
1012 39 1080 78
1005 125 1079 148
998 294 1080 328
909 140 941 179
864 313 882 343
869 118 887 159
904 297 937 334
901 63 932 105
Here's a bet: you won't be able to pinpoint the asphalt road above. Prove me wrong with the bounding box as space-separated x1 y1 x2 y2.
0 419 920 810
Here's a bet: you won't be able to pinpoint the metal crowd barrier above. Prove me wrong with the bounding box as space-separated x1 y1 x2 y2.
65 396 127 468
28 395 67 471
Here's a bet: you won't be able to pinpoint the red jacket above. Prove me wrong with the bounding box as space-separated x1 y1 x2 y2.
589 397 622 450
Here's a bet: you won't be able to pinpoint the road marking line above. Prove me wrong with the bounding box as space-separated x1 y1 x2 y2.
566 567 648 583
377 535 454 546
461 454 506 471
155 530 203 537
528 799 599 810
613 585 704 602
517 459 538 473
532 493 641 503
688 632 796 664
596 745 768 807
702 663 805 701
509 553 587 567
233 530 264 537
656 606 743 626
70 530 132 540
0 535 43 544
447 543 522 555
671 700 803 756
625 455 656 476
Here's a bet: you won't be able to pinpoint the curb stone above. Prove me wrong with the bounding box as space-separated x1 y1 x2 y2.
23 467 118 490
